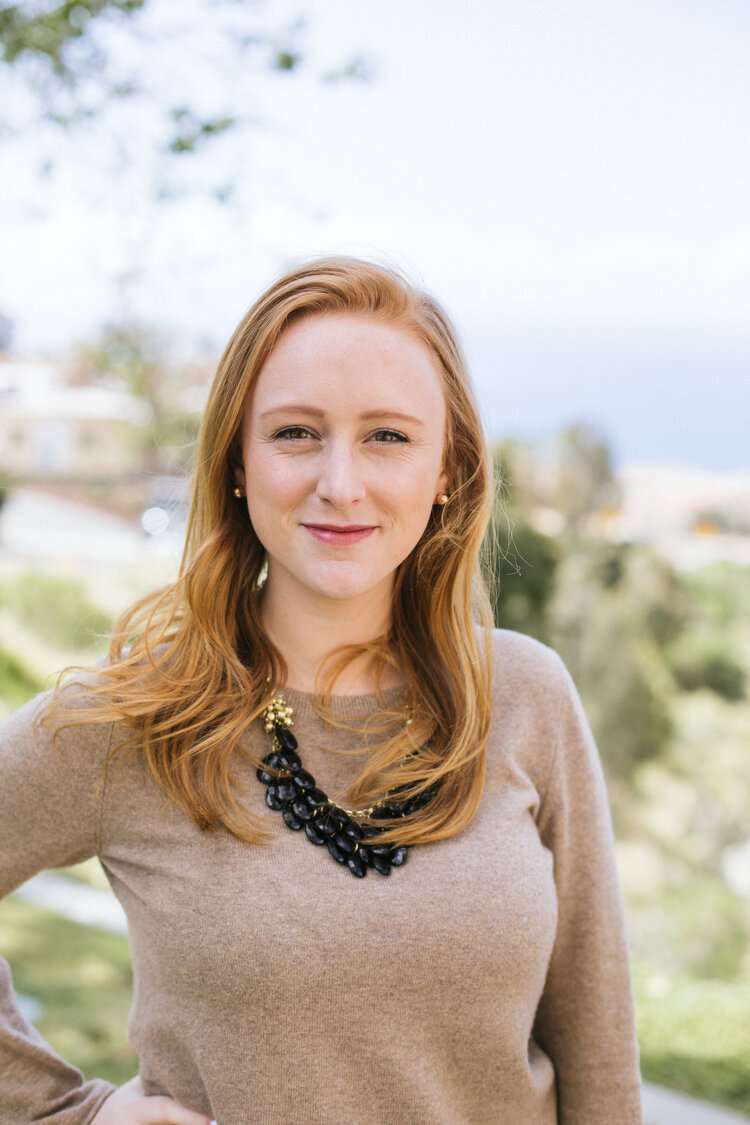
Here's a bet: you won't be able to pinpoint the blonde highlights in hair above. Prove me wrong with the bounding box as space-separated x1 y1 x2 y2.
46 257 495 847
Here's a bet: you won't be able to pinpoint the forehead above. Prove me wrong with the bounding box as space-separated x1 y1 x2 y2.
249 312 446 412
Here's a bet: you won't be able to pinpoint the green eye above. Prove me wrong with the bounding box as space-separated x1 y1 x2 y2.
275 427 312 440
372 430 408 444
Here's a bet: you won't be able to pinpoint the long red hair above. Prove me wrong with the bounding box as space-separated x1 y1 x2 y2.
45 257 494 846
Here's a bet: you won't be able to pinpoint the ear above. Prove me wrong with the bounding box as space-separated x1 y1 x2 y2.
436 467 450 496
234 465 247 490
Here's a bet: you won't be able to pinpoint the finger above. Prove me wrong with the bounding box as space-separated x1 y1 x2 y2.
132 1095 213 1125
117 1075 145 1099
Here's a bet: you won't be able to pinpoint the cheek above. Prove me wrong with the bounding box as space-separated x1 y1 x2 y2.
379 462 440 510
245 454 311 510
377 477 438 542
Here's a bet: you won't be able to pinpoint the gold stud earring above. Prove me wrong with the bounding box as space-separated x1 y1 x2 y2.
233 486 245 499
436 492 449 506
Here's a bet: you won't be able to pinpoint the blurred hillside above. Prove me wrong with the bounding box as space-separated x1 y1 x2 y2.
485 429 750 1113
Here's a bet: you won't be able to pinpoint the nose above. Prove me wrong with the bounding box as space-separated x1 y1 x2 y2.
315 440 366 508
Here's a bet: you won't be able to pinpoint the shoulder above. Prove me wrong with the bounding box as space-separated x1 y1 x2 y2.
485 629 605 802
1 678 117 772
0 683 120 885
489 627 571 709
484 629 584 784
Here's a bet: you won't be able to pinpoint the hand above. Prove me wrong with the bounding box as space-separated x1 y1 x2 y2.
91 1076 215 1125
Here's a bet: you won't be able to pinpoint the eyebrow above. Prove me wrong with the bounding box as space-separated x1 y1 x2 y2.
258 404 425 426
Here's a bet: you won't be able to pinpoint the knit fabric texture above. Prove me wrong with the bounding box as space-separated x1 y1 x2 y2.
0 629 643 1124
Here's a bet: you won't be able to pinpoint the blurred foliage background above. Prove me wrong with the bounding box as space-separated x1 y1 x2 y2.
483 431 750 1113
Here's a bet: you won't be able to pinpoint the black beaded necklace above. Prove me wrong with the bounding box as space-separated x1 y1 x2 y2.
258 695 435 878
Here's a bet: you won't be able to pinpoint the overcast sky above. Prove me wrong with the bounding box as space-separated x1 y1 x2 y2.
2 0 749 468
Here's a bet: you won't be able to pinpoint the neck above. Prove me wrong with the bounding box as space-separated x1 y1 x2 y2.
260 577 400 695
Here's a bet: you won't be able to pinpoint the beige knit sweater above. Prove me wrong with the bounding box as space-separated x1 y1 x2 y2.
0 630 642 1125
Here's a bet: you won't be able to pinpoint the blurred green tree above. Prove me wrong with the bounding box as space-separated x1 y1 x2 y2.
669 635 746 701
0 1 144 76
76 324 199 475
483 442 560 643
0 1 368 203
550 546 676 782
666 564 749 701
555 423 620 533
484 433 685 784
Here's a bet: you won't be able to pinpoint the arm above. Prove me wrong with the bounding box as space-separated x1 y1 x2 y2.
0 692 215 1125
0 689 118 1124
533 666 643 1125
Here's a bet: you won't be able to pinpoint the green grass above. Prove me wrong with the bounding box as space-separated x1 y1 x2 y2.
0 572 113 654
60 858 112 891
635 970 750 1114
0 646 43 712
626 874 750 1117
0 898 137 1086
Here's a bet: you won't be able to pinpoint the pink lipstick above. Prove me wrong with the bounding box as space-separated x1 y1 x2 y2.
303 524 376 545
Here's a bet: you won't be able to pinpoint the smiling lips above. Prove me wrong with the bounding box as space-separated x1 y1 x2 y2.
303 524 377 545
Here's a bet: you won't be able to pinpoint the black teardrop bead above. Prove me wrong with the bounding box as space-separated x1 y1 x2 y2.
275 726 298 753
371 854 392 876
291 769 315 791
306 788 328 808
292 798 314 821
358 843 372 865
305 821 327 846
265 786 285 811
276 779 297 804
334 833 356 855
327 840 347 864
282 809 303 831
257 751 282 782
316 816 336 838
390 845 409 867
328 808 349 832
277 747 301 773
342 819 364 840
347 852 368 878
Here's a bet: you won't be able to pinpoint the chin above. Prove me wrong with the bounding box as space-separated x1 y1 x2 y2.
306 566 387 604
312 581 376 603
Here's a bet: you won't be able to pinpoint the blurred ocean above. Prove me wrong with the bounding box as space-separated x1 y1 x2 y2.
468 320 749 471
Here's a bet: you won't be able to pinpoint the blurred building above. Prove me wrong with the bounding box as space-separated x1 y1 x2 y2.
0 358 149 481
612 463 750 568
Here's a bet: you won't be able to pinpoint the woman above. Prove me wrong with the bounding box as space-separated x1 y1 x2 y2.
0 257 643 1124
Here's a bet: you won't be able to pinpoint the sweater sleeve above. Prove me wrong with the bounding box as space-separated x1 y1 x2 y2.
533 664 643 1125
0 690 118 1124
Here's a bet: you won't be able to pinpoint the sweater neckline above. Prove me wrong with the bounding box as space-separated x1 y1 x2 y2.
275 683 408 721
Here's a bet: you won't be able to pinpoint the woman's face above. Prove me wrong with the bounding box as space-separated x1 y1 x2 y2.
237 312 449 612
